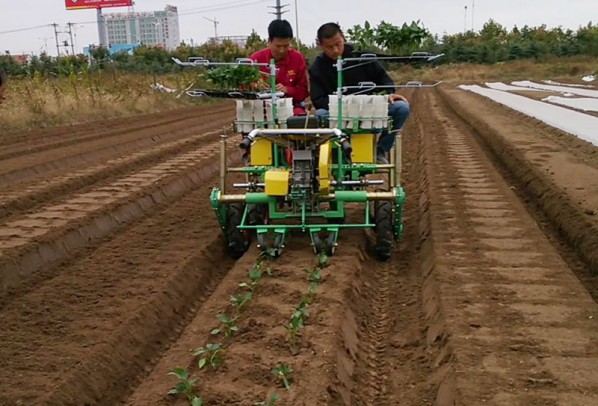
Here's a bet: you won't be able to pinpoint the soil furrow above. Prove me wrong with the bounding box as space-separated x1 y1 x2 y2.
417 89 598 405
437 86 598 278
0 172 238 406
0 127 223 219
0 103 229 160
0 107 233 187
0 139 241 296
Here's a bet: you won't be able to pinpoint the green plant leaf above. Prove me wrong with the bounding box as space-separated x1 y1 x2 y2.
198 358 207 369
167 367 189 381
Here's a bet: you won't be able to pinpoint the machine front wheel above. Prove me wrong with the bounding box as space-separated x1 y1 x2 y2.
374 200 393 261
225 203 250 259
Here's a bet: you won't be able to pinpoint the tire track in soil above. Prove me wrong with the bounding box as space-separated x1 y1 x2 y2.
345 109 438 406
0 104 229 161
415 89 598 405
0 104 233 187
0 172 242 406
0 137 241 298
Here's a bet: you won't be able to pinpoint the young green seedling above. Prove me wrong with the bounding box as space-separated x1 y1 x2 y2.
293 301 310 322
284 311 305 350
305 266 323 284
212 313 239 337
317 252 329 268
248 263 264 283
167 367 203 405
238 281 254 292
272 362 293 390
193 343 225 369
254 392 280 406
231 291 253 313
301 292 313 306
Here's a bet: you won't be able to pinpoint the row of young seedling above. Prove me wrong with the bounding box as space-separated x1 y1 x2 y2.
167 252 277 405
267 252 329 406
167 251 330 405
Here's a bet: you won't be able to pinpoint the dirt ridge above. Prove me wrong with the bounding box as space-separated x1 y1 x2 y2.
0 145 241 295
437 86 598 275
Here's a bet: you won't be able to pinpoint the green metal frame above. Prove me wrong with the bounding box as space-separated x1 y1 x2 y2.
206 55 406 255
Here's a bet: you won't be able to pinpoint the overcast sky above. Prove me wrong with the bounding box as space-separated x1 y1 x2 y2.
1 0 597 56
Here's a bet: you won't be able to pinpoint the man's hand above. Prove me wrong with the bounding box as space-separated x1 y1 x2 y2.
275 83 288 94
389 93 408 104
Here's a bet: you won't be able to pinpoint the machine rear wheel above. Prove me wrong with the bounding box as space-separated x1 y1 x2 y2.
374 200 393 261
225 203 250 259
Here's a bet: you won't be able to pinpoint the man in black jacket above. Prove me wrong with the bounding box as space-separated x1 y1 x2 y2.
309 22 410 164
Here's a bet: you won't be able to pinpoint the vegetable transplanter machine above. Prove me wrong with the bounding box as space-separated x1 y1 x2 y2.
172 52 442 260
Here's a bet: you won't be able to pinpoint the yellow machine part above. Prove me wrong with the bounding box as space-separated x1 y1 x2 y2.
318 141 332 195
350 133 375 163
250 138 273 166
265 169 289 196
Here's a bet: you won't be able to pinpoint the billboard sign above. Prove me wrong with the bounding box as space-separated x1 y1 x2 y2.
65 0 133 10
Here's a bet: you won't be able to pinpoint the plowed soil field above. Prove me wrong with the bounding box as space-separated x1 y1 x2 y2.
0 85 596 406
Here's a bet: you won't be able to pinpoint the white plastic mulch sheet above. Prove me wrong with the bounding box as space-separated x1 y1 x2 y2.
459 84 598 147
485 82 544 92
543 79 595 88
511 81 598 98
541 95 598 112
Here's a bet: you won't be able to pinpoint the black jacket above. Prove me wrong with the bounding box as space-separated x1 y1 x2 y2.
308 44 395 110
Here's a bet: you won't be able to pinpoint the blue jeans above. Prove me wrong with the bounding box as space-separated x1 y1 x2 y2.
378 100 410 153
315 100 410 153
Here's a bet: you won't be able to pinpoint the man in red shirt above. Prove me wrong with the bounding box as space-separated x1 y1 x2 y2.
250 19 308 116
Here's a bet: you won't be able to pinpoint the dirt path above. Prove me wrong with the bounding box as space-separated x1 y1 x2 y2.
0 87 596 406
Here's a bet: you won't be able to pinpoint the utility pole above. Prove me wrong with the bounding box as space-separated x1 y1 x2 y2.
268 0 288 20
51 23 61 56
464 5 468 33
203 16 219 43
294 0 299 44
471 0 475 32
67 22 76 55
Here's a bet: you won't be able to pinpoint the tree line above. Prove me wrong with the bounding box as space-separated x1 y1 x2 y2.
0 19 596 76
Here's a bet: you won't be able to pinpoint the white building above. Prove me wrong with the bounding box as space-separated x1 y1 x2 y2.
104 5 180 51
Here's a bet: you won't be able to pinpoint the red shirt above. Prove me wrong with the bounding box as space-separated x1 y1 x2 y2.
250 48 309 115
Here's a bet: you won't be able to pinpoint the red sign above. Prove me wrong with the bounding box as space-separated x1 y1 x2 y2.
65 0 133 10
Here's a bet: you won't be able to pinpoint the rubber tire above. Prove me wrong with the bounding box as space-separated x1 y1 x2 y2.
312 233 322 255
225 203 250 259
374 200 393 261
325 233 337 256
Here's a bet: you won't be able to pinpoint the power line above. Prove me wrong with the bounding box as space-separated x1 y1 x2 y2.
0 24 52 35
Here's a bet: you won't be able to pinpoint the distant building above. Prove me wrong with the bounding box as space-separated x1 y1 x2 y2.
208 36 250 48
103 5 180 51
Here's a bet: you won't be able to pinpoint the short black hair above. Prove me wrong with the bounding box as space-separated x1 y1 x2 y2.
316 22 343 44
268 19 293 40
0 68 6 87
